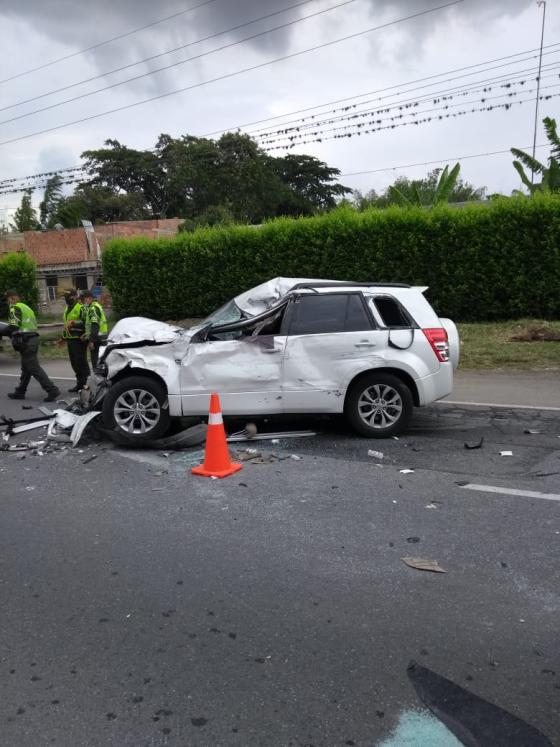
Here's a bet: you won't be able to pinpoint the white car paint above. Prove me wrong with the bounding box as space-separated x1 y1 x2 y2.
101 278 458 419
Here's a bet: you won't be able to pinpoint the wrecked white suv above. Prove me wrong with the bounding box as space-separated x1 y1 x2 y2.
92 278 459 444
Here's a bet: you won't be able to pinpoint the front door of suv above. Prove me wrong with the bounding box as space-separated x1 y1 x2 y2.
281 292 388 413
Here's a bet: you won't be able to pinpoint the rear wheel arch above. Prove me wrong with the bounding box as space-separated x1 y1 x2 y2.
345 367 419 408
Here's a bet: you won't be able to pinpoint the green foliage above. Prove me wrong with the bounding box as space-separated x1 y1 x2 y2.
511 116 560 194
355 168 486 210
0 253 39 317
39 175 64 227
10 190 40 232
51 185 149 226
179 205 235 233
102 193 560 323
80 132 350 222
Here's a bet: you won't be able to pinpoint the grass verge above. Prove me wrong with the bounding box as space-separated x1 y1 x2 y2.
457 319 560 370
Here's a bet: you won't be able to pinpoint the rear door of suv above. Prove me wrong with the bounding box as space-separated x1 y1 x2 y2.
281 292 389 412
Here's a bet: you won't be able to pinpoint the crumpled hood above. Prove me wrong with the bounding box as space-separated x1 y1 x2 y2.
234 277 332 316
108 317 183 345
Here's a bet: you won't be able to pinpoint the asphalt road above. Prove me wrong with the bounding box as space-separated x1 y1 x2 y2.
0 369 559 746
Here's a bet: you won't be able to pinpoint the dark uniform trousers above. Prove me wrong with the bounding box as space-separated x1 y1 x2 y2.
90 342 101 369
15 335 58 395
67 338 90 388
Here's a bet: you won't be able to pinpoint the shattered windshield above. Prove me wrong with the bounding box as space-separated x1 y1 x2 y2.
201 299 245 327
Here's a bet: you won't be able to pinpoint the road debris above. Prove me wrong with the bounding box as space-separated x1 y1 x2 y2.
399 469 415 474
82 454 98 465
500 450 513 457
464 437 484 450
227 430 316 443
524 429 541 435
401 557 446 573
425 502 440 510
406 537 421 544
368 449 384 460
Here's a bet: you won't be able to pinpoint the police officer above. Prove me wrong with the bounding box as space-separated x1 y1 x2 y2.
80 289 108 368
61 289 90 392
3 289 60 402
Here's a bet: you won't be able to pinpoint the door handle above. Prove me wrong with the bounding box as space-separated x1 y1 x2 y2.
354 341 377 348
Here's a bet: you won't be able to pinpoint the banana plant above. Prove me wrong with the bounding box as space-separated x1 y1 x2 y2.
389 163 461 207
511 116 560 194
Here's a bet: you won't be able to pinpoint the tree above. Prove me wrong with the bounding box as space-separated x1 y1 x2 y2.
39 174 63 227
10 190 40 232
78 132 351 223
271 153 351 216
367 166 485 208
51 186 149 226
0 252 38 317
511 116 560 194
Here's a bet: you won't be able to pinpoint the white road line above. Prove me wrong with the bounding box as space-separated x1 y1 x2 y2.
439 400 560 412
460 483 560 502
0 373 74 381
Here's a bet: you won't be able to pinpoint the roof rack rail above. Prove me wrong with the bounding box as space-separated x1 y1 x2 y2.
290 281 411 290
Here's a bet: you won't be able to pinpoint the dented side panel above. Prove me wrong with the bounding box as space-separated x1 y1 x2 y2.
282 331 390 412
179 336 286 415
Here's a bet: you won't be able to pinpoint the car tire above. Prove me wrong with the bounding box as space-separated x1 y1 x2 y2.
345 372 413 438
102 375 171 444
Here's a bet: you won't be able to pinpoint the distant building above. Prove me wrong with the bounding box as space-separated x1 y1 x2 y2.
0 218 181 310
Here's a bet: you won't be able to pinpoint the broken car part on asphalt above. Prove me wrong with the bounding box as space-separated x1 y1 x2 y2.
401 557 446 573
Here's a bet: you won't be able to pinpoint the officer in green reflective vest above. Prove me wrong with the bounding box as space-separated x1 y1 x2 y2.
60 288 90 392
2 290 60 402
80 289 108 368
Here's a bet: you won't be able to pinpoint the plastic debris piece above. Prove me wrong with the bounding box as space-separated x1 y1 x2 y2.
500 450 513 457
399 469 415 474
402 557 446 573
12 420 51 434
368 449 384 459
524 429 541 435
290 454 302 461
406 537 421 544
425 503 440 510
82 454 98 465
227 430 316 442
464 437 484 450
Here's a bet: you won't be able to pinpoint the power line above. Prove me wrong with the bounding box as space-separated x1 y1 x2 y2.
0 0 462 148
257 72 560 145
0 0 323 115
0 0 363 128
0 0 221 86
248 56 560 138
264 91 560 150
340 144 549 176
1 39 551 185
202 42 560 136
254 65 560 141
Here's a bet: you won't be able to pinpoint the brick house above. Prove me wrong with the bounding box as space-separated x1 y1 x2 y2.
0 218 181 311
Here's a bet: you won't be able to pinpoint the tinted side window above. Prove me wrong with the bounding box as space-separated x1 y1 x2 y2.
289 294 372 335
372 297 412 328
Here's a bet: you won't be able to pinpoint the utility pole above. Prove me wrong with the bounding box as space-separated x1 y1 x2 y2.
531 0 547 184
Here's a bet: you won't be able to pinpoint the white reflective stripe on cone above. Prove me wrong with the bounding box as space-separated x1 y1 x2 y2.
208 412 223 425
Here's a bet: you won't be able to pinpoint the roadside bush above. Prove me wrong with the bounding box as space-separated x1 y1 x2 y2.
0 252 39 318
102 194 560 322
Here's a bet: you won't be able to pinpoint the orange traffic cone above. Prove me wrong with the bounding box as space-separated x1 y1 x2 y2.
192 393 243 479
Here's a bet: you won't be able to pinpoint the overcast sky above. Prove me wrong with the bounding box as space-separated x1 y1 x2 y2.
0 0 558 223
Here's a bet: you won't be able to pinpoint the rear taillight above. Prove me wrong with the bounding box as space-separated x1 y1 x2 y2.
423 327 450 362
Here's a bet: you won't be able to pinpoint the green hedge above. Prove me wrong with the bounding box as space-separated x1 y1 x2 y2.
102 194 560 322
0 252 39 318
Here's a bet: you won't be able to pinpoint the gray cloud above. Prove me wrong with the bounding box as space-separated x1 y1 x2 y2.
2 0 533 80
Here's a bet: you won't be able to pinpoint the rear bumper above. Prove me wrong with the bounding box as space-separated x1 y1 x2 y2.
415 364 453 405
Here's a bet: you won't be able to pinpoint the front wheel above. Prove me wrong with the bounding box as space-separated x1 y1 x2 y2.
345 373 413 438
102 375 171 444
